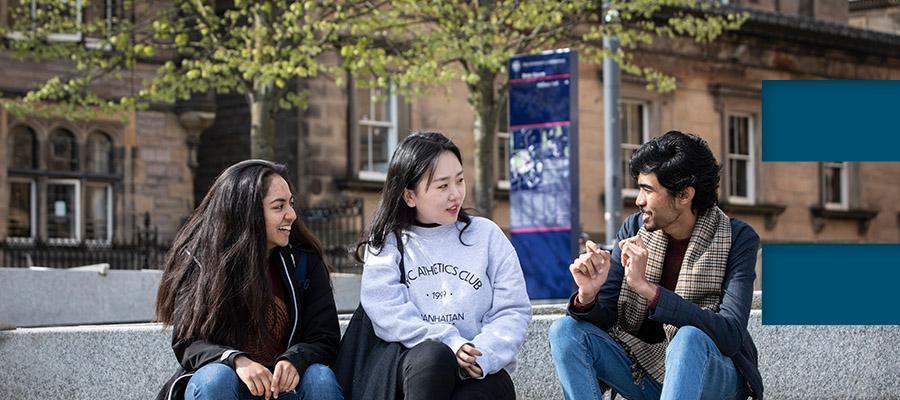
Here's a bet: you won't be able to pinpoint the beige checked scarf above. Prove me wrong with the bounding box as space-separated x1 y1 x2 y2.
609 206 731 384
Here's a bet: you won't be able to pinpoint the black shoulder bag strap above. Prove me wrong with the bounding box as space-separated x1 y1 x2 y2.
393 230 406 285
334 230 407 400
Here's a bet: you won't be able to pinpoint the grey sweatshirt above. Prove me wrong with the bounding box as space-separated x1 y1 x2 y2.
361 216 532 378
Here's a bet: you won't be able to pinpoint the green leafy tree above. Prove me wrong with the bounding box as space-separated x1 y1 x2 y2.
345 0 746 217
0 0 381 160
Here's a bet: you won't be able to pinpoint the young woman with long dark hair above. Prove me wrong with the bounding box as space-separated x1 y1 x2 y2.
342 132 531 400
155 160 343 400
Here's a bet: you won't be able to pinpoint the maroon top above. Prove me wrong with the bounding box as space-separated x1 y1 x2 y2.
649 235 689 309
243 259 289 367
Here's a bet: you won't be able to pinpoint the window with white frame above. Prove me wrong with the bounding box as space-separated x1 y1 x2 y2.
46 179 81 243
620 100 650 197
7 178 36 240
356 85 397 181
84 183 112 243
5 122 118 244
2 0 118 42
82 0 116 30
7 125 37 241
726 113 755 204
822 162 849 210
83 0 119 49
5 0 83 41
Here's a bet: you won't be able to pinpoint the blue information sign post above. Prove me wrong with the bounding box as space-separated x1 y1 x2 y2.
508 49 580 299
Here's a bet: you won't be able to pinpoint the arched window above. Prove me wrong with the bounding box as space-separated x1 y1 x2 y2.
86 132 113 174
48 128 79 172
7 178 35 239
5 120 123 245
7 125 38 239
8 125 37 170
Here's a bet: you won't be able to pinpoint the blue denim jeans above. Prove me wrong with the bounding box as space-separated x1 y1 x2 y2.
549 316 749 400
184 362 343 400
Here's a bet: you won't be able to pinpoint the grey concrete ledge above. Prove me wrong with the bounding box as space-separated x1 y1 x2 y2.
3 306 900 400
0 265 759 328
0 267 162 327
0 268 362 328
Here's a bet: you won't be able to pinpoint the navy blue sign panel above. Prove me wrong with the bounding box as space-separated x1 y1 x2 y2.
508 49 580 300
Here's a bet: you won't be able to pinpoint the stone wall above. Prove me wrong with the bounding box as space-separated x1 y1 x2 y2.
0 268 363 328
3 306 900 400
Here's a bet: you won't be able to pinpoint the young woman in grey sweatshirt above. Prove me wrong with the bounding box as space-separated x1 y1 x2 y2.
356 132 532 400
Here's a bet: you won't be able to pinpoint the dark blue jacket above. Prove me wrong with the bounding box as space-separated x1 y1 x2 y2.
568 212 762 399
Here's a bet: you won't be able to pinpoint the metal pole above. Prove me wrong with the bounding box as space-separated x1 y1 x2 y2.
603 8 621 246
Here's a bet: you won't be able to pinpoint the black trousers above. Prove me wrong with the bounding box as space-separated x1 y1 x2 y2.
397 340 516 400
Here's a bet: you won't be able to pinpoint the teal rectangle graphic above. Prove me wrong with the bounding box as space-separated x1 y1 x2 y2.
762 80 900 161
762 244 900 324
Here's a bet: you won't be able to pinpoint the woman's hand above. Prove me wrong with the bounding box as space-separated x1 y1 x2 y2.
462 363 483 378
456 344 484 378
234 355 274 399
271 359 300 398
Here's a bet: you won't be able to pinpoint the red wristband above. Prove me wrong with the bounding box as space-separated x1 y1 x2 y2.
572 294 596 312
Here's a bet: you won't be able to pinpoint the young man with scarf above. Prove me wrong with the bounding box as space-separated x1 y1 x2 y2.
549 131 762 400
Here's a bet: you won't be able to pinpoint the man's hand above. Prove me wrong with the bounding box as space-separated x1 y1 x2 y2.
570 240 611 304
456 344 483 378
619 236 655 299
270 359 300 398
235 355 274 399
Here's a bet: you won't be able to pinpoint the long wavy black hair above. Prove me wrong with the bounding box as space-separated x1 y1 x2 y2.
355 132 473 261
156 159 326 353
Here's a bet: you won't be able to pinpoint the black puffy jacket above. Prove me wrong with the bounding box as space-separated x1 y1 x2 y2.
155 244 340 400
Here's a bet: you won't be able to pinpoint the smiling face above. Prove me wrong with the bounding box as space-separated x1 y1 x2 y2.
635 172 696 239
263 175 297 255
403 151 466 226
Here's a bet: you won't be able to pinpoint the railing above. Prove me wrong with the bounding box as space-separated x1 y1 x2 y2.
1 200 366 273
0 213 167 270
300 198 365 274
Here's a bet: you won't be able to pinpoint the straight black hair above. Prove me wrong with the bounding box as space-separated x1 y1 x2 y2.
355 132 472 261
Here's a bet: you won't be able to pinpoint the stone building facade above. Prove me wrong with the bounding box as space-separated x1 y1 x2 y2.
304 1 900 247
849 0 900 33
0 0 198 245
0 58 197 246
296 1 900 285
2 1 900 278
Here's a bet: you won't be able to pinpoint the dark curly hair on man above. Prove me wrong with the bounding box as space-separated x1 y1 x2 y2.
629 130 721 215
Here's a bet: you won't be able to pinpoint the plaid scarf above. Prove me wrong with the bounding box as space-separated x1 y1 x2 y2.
609 207 731 384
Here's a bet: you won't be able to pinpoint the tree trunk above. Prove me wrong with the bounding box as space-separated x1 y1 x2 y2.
248 7 276 161
470 69 499 218
249 86 276 161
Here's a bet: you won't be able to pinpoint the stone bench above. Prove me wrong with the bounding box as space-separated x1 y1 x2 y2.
0 267 362 327
2 305 899 400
